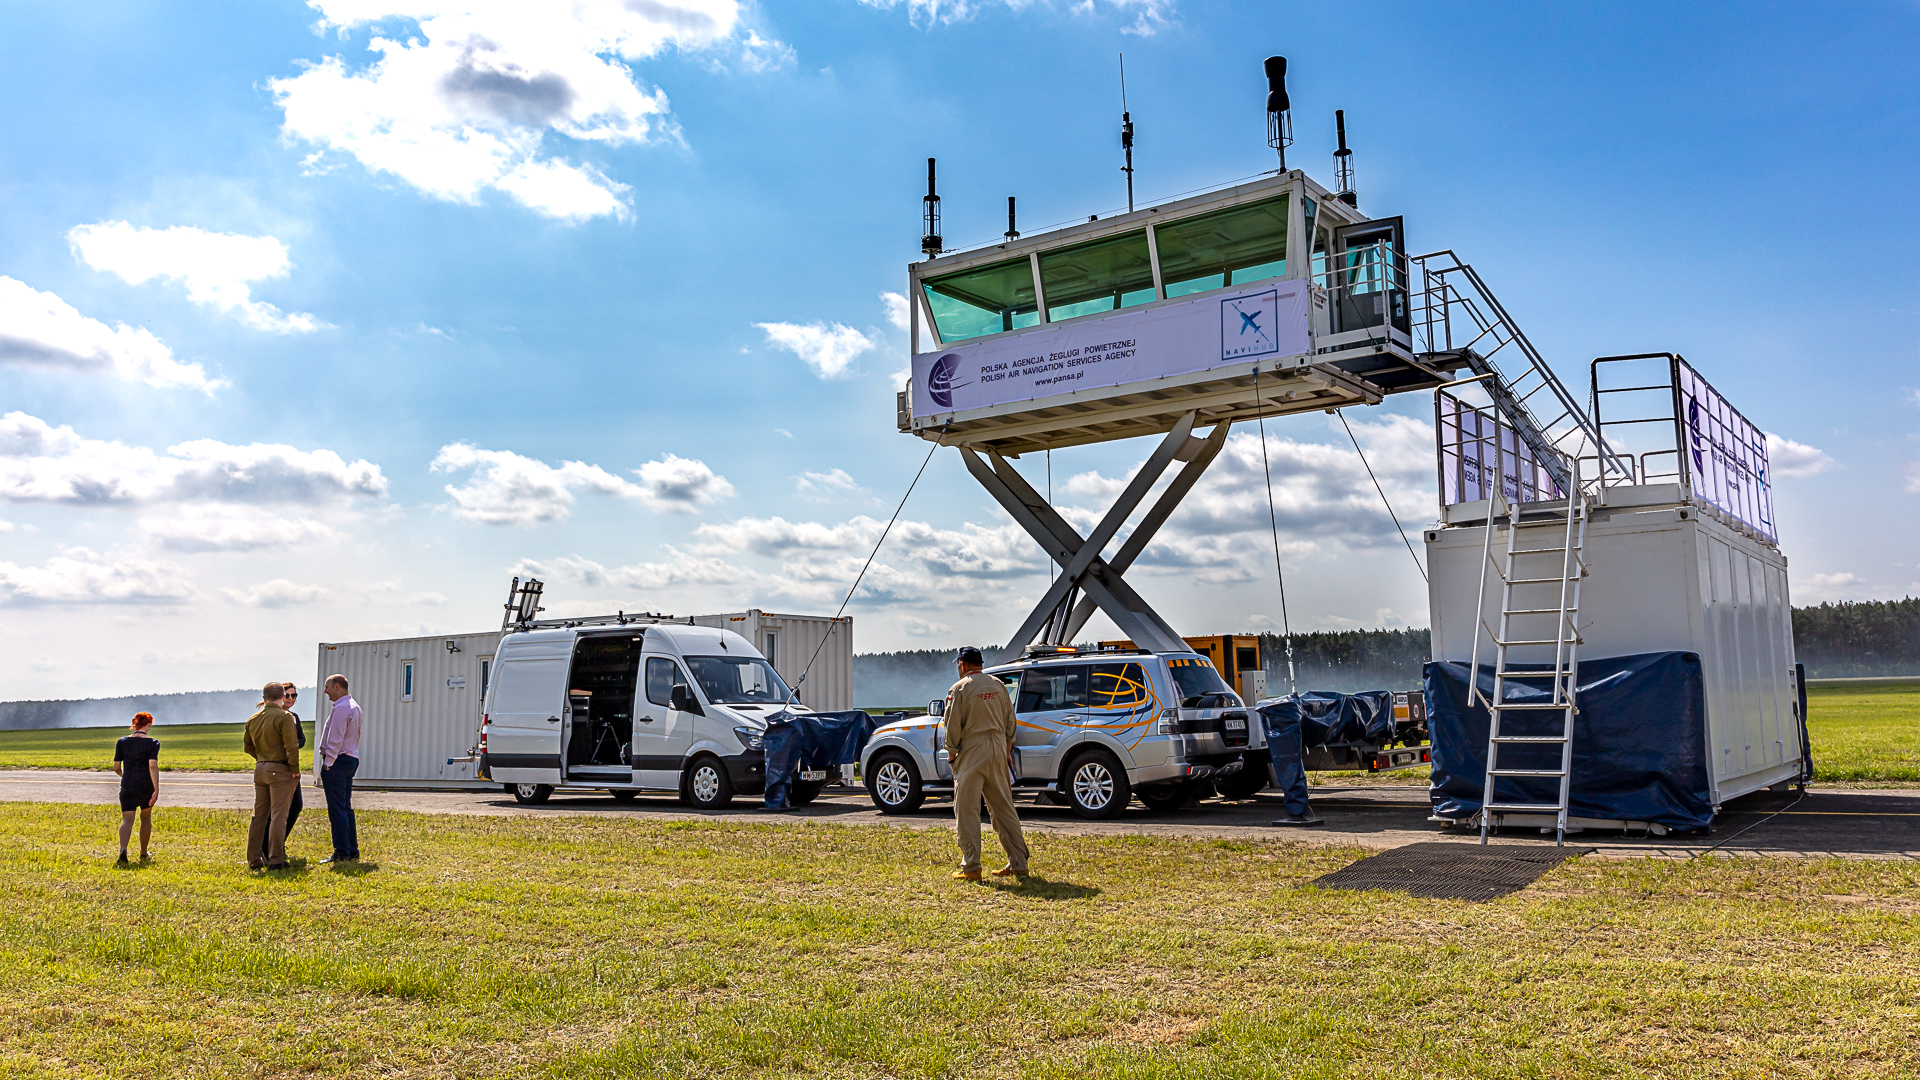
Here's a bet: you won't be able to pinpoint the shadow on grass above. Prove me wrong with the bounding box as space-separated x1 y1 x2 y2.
328 859 379 877
254 857 312 878
981 875 1100 900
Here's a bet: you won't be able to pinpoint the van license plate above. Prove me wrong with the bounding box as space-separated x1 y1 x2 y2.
799 769 827 781
1224 717 1247 731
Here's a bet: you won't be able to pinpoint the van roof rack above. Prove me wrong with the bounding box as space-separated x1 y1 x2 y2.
514 611 692 631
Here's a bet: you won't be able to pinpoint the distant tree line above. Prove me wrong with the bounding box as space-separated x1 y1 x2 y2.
1792 597 1920 678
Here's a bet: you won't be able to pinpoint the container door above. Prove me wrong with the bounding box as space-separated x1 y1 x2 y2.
1331 217 1408 338
485 656 568 783
1013 665 1089 780
634 655 698 789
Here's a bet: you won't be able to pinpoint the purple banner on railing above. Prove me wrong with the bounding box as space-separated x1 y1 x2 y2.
1676 361 1775 542
1437 393 1561 509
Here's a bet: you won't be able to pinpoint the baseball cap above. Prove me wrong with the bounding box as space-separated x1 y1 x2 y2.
955 646 984 665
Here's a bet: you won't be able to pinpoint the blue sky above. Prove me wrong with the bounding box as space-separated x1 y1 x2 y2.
2 0 1916 698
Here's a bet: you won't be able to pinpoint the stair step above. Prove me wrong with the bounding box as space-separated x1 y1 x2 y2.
1483 802 1570 813
1503 607 1578 615
1494 637 1583 647
1490 768 1567 777
1509 575 1584 585
1507 545 1575 554
1491 734 1569 743
1488 702 1574 711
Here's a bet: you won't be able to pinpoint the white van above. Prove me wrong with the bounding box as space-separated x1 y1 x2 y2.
480 620 821 808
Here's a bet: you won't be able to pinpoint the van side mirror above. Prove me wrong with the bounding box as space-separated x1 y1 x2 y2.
670 683 703 715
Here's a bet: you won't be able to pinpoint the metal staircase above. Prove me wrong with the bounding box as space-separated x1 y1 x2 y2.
1411 250 1632 494
1468 459 1590 846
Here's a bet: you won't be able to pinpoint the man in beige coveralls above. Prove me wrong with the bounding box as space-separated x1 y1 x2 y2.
943 646 1030 881
243 682 303 870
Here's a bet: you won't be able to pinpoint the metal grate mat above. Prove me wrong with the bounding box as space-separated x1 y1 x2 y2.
1309 841 1591 901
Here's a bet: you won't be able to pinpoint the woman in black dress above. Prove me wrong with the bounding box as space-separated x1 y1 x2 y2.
113 712 160 863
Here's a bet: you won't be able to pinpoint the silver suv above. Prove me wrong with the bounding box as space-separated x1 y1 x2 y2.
859 647 1268 819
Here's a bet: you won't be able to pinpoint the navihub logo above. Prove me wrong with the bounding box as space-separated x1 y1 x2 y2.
927 352 971 408
1221 289 1282 361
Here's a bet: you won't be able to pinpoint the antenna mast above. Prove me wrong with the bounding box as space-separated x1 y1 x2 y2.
1264 56 1291 170
1334 109 1356 205
920 157 942 260
1120 54 1135 213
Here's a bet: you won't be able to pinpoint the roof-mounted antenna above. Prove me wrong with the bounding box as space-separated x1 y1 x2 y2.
1334 109 1356 206
1120 53 1136 213
920 157 942 260
1004 196 1019 242
1264 56 1291 171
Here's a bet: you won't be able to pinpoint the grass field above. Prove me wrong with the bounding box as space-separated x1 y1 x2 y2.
1 804 1917 1078
0 681 1914 785
0 721 314 773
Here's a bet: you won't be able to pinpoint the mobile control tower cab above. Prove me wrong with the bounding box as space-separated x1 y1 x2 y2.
860 646 1267 819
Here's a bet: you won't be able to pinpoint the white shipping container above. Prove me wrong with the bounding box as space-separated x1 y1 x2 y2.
1426 486 1804 807
690 609 853 713
314 631 502 790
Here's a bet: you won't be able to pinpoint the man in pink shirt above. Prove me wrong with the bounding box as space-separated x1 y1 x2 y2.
318 674 363 863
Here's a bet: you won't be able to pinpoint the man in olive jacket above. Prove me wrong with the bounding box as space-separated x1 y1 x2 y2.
943 647 1030 880
243 682 303 870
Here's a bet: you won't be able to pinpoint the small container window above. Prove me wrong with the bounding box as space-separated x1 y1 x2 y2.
402 661 416 702
922 257 1040 343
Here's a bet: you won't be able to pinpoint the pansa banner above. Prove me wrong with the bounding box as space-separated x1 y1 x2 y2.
1677 360 1775 543
911 280 1311 419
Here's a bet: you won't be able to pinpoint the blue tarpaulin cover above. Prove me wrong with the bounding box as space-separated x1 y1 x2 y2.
763 710 887 808
1425 651 1713 830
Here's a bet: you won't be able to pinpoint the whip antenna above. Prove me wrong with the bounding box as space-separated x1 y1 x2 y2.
1120 53 1136 212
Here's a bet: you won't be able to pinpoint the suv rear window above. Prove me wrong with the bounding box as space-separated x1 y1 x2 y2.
1168 658 1236 707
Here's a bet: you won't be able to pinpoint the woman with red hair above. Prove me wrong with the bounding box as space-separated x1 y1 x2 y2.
113 713 160 864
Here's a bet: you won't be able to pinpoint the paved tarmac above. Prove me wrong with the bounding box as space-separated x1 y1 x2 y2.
6 769 1917 859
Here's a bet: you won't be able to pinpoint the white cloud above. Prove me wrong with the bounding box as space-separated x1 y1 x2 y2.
271 1 763 221
755 321 876 378
1907 462 1920 495
67 222 325 334
881 291 910 332
140 506 343 553
901 615 949 637
795 467 867 500
512 549 749 592
858 0 1175 34
1906 388 1920 408
773 428 792 438
0 276 224 393
633 453 735 511
0 549 195 606
1764 433 1835 479
1799 571 1872 603
0 412 387 508
409 590 450 605
432 442 732 524
223 579 329 608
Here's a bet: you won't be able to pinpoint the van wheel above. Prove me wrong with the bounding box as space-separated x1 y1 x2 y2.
1064 750 1131 820
608 789 639 803
684 756 735 810
511 783 553 805
789 779 827 808
866 751 925 814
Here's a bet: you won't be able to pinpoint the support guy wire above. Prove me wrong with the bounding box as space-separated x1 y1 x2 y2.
1252 365 1297 695
1336 409 1427 583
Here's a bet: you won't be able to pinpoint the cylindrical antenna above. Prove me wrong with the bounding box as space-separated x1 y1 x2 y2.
1120 53 1136 213
1264 56 1292 171
1334 108 1355 204
920 157 942 260
1005 196 1019 241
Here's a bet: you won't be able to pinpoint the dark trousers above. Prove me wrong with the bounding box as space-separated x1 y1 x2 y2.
321 755 360 858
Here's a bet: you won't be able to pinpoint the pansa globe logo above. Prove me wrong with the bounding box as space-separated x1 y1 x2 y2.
927 352 971 408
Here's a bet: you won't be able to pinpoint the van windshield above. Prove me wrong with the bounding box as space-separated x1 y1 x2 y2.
685 655 792 704
1169 660 1237 707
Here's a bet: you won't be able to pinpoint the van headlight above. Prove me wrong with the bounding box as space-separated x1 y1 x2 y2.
734 727 764 751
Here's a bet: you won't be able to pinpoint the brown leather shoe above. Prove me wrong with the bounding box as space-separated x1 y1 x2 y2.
990 865 1028 878
950 868 982 880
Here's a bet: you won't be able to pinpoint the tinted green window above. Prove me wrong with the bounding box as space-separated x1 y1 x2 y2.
1155 195 1289 299
922 257 1040 343
1039 230 1156 322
